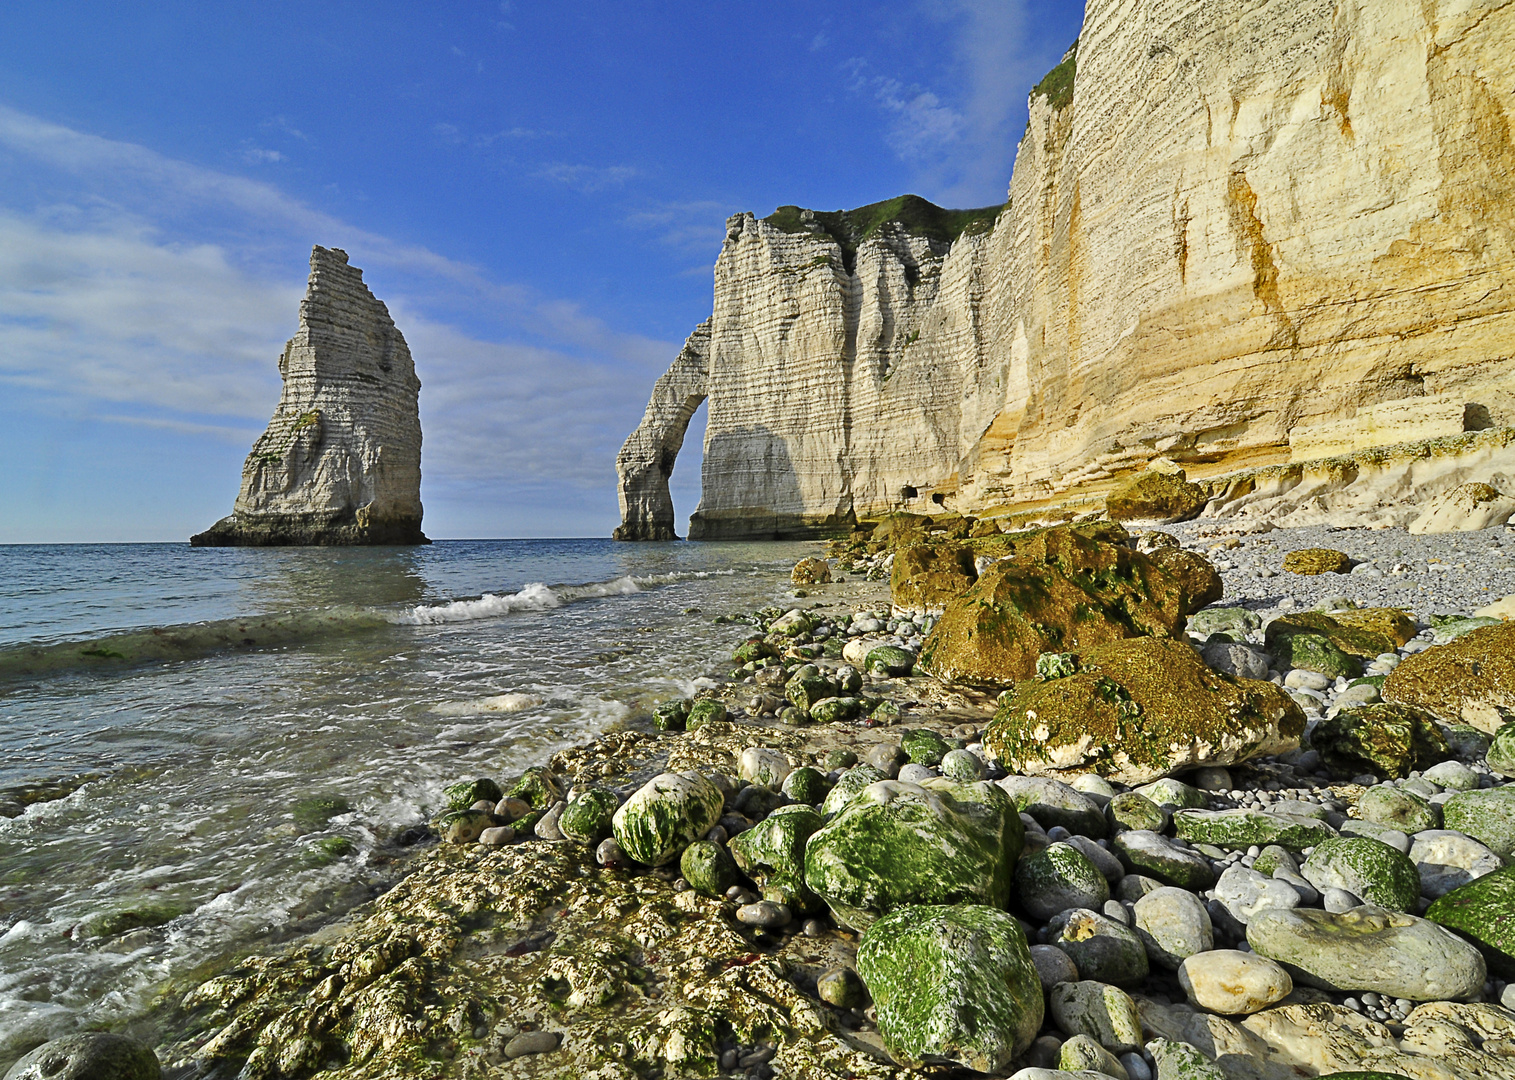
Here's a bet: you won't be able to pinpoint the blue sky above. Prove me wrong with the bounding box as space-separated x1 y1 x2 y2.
0 1 1084 542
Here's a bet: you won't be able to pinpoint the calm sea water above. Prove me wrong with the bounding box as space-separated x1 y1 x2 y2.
0 538 812 1069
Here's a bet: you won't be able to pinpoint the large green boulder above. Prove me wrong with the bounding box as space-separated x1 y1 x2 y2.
986 637 1304 785
1425 864 1515 976
890 543 977 613
443 777 503 812
819 763 888 816
1309 704 1450 779
3 1034 161 1080
901 728 952 767
506 766 562 810
1384 622 1515 732
804 778 1023 930
1301 838 1421 911
1173 808 1336 851
1144 546 1224 615
1105 469 1207 524
997 776 1108 838
610 771 724 867
1268 629 1362 679
1487 722 1515 777
729 804 823 886
680 840 739 898
1266 610 1407 662
557 787 619 845
1015 843 1111 921
918 523 1190 686
856 904 1043 1072
1443 786 1515 858
1356 785 1438 834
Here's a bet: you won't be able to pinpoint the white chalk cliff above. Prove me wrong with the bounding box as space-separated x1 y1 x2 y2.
192 247 426 546
617 0 1515 539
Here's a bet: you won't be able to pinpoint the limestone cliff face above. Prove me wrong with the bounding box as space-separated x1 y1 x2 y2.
192 247 426 547
617 0 1515 538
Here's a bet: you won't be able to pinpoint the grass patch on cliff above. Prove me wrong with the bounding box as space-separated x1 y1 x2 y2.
763 194 1003 272
1031 40 1078 113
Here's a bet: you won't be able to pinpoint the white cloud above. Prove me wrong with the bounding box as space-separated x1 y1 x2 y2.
533 162 638 194
240 145 285 164
0 104 678 529
624 200 735 256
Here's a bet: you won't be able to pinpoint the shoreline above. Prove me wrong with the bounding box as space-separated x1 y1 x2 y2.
82 519 1515 1079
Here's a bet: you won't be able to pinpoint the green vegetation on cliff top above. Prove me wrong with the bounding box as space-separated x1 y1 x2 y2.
1032 40 1079 112
763 194 1003 269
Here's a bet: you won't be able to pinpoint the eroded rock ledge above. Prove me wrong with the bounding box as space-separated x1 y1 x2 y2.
192 247 426 547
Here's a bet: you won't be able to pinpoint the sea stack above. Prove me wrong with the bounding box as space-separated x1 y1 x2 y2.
192 246 427 547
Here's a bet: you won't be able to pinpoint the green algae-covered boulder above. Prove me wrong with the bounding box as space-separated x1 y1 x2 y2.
1266 610 1405 662
780 766 828 805
819 763 888 817
1188 606 1262 638
918 522 1190 687
1015 842 1110 921
685 698 729 730
610 770 724 867
1173 808 1336 851
1310 704 1450 779
1147 1038 1227 1080
1331 607 1419 650
1134 777 1207 810
1426 864 1515 976
856 904 1043 1072
653 698 690 731
1487 722 1515 777
1443 786 1515 858
901 728 952 767
1145 546 1225 615
1046 907 1150 986
558 787 619 845
729 803 823 885
1106 792 1166 834
890 543 977 613
1048 981 1144 1055
809 696 864 724
785 670 833 710
444 777 503 812
506 766 563 810
680 839 739 898
1302 837 1421 911
1105 469 1208 524
1283 548 1353 575
865 645 915 677
1112 830 1216 890
438 808 491 844
1268 629 1361 679
1356 785 1439 835
804 778 1023 930
1384 622 1515 733
986 637 1305 785
1247 905 1486 1000
731 638 776 665
4 1033 162 1080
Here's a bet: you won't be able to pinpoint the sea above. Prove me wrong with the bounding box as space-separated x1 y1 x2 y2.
0 538 814 1070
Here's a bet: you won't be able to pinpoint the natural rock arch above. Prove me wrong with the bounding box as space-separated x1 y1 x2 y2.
612 320 709 540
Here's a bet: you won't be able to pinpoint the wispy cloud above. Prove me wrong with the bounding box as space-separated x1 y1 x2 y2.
0 103 678 533
533 162 639 194
624 200 735 256
239 145 285 164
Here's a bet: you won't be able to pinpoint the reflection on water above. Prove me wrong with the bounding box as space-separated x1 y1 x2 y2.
0 538 816 1070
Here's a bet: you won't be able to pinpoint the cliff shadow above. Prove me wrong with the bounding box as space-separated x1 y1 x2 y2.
688 426 854 540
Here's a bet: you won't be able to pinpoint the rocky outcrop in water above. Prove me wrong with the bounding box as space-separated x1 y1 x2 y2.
192 247 426 547
617 0 1515 539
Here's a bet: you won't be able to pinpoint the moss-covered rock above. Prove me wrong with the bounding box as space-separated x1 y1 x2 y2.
781 766 828 805
791 557 831 585
1134 777 1207 810
1488 722 1515 777
1015 843 1111 920
1273 632 1361 679
1188 607 1262 638
1356 785 1439 834
1110 830 1216 890
1283 548 1353 575
5 1034 162 1080
819 763 888 817
901 728 951 767
558 787 619 845
890 543 977 613
997 776 1108 837
1309 704 1451 779
79 900 192 939
1384 622 1515 732
1331 607 1419 649
680 839 739 898
653 698 691 731
1425 865 1515 976
686 698 730 731
985 637 1305 785
1048 980 1144 1054
809 696 864 724
804 778 1023 930
442 777 502 812
1045 907 1149 986
506 766 563 809
1173 808 1336 851
1302 837 1421 911
1266 610 1404 664
1147 1038 1227 1079
292 795 351 830
1442 787 1515 857
610 771 724 867
1106 792 1166 834
864 646 914 677
437 808 491 844
918 523 1190 686
856 903 1043 1072
785 671 833 710
1145 546 1224 615
730 804 823 886
731 638 777 665
1105 470 1208 524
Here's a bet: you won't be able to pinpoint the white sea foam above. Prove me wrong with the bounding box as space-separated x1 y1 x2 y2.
432 692 545 717
400 582 562 624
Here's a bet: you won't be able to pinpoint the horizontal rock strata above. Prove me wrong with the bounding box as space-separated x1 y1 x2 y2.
192 247 426 546
618 0 1515 538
